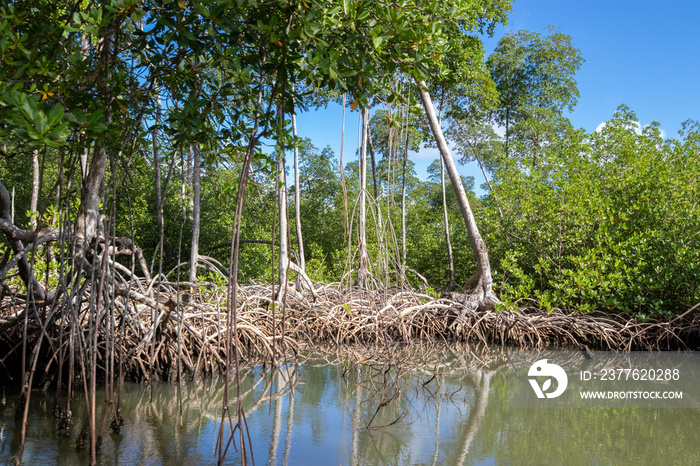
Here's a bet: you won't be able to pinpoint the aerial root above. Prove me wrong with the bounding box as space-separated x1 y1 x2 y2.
1 283 698 383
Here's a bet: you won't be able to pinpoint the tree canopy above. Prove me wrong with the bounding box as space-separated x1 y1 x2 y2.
1 2 698 317
487 27 584 157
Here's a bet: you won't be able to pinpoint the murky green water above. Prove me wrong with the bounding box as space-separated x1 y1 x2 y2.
1 344 699 465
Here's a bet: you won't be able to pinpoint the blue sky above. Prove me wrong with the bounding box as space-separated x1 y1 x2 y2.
295 1 700 193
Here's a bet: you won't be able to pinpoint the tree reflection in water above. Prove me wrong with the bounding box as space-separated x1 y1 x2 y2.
1 343 699 465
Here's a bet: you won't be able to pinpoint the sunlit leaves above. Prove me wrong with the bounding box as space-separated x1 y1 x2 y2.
487 27 583 158
482 107 700 317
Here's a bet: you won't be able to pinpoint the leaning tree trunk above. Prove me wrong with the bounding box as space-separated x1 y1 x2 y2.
416 80 497 311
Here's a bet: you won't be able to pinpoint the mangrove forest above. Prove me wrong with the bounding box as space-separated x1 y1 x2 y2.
0 0 699 464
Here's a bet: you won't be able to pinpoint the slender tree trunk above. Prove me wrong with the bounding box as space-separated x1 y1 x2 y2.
386 106 394 196
367 130 383 229
277 107 289 294
367 132 380 204
79 33 89 178
440 157 455 288
400 113 409 268
30 149 39 229
291 102 305 271
277 154 289 291
189 145 200 282
354 107 369 287
367 126 385 278
340 93 349 242
436 90 455 288
471 145 503 217
416 80 497 310
505 107 510 159
385 105 395 218
186 145 193 187
453 120 503 217
153 89 163 257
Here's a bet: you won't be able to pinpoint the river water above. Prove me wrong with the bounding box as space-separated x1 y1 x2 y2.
1 343 699 465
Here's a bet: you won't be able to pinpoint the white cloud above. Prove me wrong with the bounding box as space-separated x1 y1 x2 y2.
594 121 643 134
595 120 666 138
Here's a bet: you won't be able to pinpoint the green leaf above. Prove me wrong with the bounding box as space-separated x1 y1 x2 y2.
47 103 64 127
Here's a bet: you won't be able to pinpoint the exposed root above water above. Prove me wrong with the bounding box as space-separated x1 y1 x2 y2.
283 285 700 351
0 282 698 385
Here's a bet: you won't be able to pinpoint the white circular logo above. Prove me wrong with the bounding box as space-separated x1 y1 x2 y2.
528 359 568 399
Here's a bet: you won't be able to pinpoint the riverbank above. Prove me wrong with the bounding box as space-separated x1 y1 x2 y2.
1 282 698 385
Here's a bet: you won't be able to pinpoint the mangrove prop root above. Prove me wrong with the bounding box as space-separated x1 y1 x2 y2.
0 282 698 385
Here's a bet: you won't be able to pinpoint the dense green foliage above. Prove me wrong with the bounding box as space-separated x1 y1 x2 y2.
0 1 698 318
482 107 700 317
